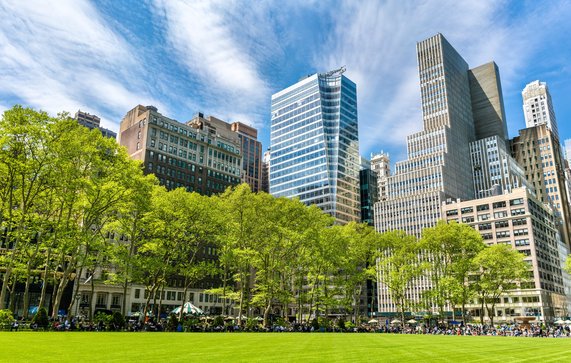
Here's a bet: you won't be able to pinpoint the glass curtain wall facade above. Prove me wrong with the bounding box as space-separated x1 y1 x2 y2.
270 68 360 224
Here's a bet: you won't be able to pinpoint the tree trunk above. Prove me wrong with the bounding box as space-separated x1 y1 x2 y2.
89 271 95 321
237 269 247 326
222 265 227 314
157 284 165 320
38 248 51 309
263 302 271 328
8 278 17 312
51 252 77 319
0 219 17 310
142 285 156 324
122 277 129 317
0 263 13 310
67 266 83 317
479 296 485 325
51 271 71 319
487 303 495 326
49 270 59 316
22 259 35 319
179 280 189 321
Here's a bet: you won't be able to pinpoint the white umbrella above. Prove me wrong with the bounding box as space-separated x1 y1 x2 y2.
407 319 417 324
390 319 401 324
171 302 204 315
368 319 378 324
564 320 571 324
554 319 565 325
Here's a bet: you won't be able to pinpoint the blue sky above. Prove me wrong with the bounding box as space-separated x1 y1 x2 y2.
1 0 570 163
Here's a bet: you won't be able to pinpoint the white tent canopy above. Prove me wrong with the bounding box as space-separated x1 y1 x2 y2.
171 302 204 315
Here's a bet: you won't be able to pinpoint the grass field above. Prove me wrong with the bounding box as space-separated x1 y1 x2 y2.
2 332 570 362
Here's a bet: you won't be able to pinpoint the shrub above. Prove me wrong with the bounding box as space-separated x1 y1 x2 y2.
337 317 346 331
311 317 319 331
111 312 125 331
32 308 49 329
94 312 112 331
0 309 14 326
245 318 258 331
212 315 224 327
167 313 179 332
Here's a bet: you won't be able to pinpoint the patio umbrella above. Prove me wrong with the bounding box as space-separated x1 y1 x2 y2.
554 319 565 325
171 302 204 315
390 319 401 324
368 319 379 324
407 319 417 324
564 320 571 324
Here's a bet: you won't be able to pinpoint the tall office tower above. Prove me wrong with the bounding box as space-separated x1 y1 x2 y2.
261 149 270 193
470 135 532 199
75 110 117 139
370 152 390 201
231 122 263 192
522 80 558 138
468 62 509 143
359 157 378 226
119 105 241 195
269 67 361 224
375 33 476 237
511 124 571 246
442 188 570 321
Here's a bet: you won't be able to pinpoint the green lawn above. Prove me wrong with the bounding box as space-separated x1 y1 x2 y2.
2 332 570 362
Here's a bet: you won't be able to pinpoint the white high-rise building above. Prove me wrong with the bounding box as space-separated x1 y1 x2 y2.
370 152 390 201
565 139 571 167
522 80 558 138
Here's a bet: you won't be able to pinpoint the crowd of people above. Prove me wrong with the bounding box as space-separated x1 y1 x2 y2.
374 323 571 337
6 314 571 338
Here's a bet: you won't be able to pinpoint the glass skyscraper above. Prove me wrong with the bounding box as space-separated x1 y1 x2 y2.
269 67 360 224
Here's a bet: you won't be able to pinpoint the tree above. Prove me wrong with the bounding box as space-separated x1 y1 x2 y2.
106 173 157 316
473 244 528 325
48 120 143 319
335 222 378 323
0 106 57 310
420 220 485 320
215 184 259 325
376 230 427 329
144 187 220 319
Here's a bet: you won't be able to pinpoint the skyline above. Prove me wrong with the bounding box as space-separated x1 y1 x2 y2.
1 0 570 162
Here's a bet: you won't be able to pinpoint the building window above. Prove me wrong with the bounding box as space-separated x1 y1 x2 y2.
96 293 107 307
492 201 506 209
135 289 140 299
476 204 490 211
510 198 524 206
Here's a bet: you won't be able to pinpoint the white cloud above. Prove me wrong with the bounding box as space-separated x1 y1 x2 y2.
152 0 273 128
314 0 570 157
0 0 163 131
